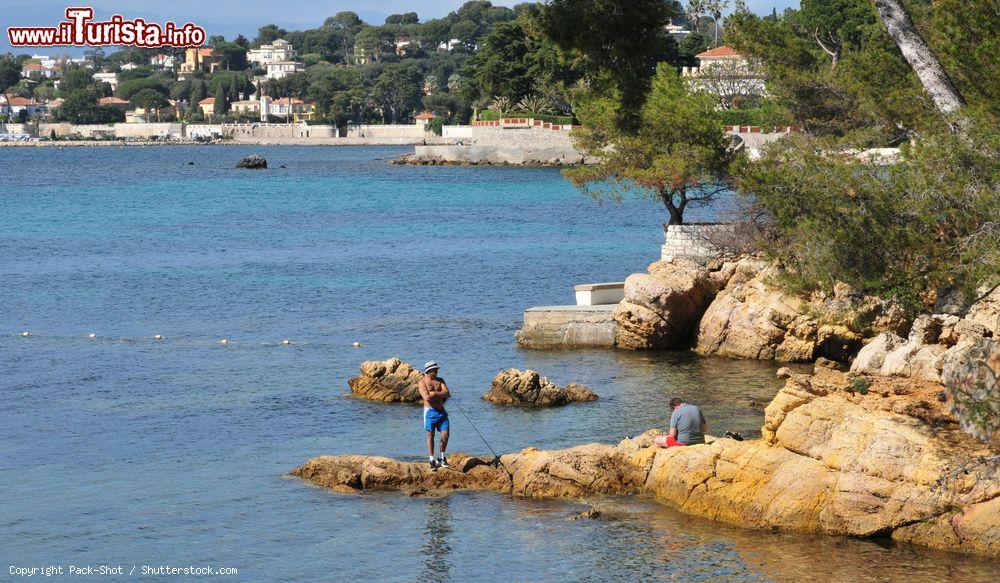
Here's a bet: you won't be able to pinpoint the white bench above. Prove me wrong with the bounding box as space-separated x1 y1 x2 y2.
574 282 625 306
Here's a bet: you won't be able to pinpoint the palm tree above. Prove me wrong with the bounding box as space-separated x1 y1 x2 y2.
685 0 706 28
706 0 729 47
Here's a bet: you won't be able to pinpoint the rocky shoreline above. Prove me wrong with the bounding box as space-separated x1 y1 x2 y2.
391 152 582 167
304 257 999 558
346 358 599 407
297 366 999 557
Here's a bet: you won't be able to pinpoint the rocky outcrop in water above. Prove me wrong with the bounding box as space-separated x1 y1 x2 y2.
613 259 718 350
693 259 906 362
235 154 267 169
609 256 906 360
482 369 598 406
347 358 423 403
298 368 999 557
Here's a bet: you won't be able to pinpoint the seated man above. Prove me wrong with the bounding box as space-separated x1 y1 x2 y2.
654 397 707 447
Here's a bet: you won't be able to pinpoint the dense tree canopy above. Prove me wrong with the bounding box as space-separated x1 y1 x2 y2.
566 65 734 225
539 0 683 130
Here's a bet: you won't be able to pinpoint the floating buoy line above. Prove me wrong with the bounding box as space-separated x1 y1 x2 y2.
11 332 362 347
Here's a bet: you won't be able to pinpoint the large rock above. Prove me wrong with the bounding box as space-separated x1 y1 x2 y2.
851 332 906 373
694 260 817 361
694 260 909 363
347 358 423 402
965 285 1000 335
613 259 718 350
297 369 999 557
482 369 598 406
235 154 267 169
942 337 1000 444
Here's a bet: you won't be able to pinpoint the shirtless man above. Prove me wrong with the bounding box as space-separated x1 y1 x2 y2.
418 361 451 471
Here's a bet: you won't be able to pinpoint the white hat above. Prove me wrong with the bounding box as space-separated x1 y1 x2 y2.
424 361 440 373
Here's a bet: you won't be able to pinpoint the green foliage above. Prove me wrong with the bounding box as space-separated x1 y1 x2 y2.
118 66 156 83
850 377 870 395
678 31 710 67
189 80 207 109
129 88 169 110
725 5 932 144
540 0 681 130
55 91 124 124
566 65 735 225
373 62 424 123
738 117 1000 311
0 55 20 91
213 83 230 115
464 11 580 109
59 68 101 95
926 0 1000 116
717 99 793 129
116 77 169 101
213 40 249 70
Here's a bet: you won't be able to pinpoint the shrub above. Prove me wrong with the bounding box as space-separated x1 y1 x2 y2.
738 114 999 312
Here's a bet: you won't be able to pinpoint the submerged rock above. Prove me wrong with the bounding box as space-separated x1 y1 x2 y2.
235 154 267 169
347 358 423 402
482 369 598 406
297 368 999 557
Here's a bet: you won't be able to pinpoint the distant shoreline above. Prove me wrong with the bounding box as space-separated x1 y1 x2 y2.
0 139 428 148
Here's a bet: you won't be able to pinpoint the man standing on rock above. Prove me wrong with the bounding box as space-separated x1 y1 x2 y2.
655 397 707 447
419 361 451 471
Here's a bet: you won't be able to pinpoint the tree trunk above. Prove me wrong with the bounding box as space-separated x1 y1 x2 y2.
873 0 965 115
662 189 685 225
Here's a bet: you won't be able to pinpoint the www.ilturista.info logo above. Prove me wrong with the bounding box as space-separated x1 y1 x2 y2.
7 7 206 47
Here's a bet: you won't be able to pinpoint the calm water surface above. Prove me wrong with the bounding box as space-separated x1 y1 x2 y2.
1 146 994 581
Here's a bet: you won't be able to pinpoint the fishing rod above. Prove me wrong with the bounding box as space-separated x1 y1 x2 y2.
448 398 511 475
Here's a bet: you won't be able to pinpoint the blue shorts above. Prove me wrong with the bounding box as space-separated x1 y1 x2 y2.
424 407 449 432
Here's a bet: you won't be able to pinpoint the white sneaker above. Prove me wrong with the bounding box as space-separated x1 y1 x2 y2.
438 456 450 469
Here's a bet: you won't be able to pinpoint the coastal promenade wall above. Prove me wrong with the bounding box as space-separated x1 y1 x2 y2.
344 124 433 139
412 123 583 165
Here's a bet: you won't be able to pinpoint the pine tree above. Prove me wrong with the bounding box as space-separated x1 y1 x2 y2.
229 75 239 101
189 79 206 109
214 83 230 116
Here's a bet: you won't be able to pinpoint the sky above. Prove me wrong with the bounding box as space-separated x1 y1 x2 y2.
1 1 801 53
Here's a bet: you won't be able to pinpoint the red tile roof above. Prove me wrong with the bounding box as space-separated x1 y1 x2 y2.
98 96 130 105
199 97 216 105
696 45 741 59
415 111 437 120
7 97 42 106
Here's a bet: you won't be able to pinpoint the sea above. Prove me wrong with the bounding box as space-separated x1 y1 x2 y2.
2 145 995 581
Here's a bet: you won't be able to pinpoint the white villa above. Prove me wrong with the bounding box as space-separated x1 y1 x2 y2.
265 60 305 80
682 45 766 104
247 39 297 67
664 22 690 37
150 53 176 69
93 72 118 90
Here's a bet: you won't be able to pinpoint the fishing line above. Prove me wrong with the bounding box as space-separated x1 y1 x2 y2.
448 398 511 476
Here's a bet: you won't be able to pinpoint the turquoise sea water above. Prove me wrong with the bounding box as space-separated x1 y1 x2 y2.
2 146 995 581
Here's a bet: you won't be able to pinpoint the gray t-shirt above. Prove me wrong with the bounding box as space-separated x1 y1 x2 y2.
669 404 706 445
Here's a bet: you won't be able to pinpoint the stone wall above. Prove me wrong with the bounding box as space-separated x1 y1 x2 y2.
515 305 617 348
37 123 116 138
661 223 734 263
219 123 338 139
0 123 36 136
344 124 432 139
413 144 582 165
114 123 183 139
